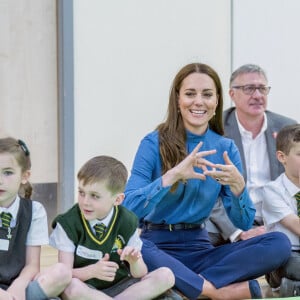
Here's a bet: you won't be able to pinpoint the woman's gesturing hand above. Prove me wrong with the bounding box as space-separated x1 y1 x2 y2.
204 151 245 196
162 142 217 187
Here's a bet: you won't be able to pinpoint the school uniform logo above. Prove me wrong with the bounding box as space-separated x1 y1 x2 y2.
111 235 125 253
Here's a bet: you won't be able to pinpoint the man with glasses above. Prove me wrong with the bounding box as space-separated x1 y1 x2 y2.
207 64 297 247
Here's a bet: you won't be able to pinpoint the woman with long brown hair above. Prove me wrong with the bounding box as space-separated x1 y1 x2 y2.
123 63 291 299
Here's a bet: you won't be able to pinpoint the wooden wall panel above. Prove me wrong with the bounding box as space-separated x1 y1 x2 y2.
0 0 58 183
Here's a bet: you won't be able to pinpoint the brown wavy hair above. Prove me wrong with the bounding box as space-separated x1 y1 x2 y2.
156 63 224 183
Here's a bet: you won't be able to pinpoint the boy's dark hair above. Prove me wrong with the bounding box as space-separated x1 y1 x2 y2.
77 155 128 195
276 124 300 154
0 137 32 198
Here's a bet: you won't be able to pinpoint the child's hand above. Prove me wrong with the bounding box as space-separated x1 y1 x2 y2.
117 246 142 265
94 253 119 282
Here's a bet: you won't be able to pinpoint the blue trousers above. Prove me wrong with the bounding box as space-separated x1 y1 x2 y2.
141 227 291 300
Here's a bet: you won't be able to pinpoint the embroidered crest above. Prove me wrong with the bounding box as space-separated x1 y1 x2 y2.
111 234 125 253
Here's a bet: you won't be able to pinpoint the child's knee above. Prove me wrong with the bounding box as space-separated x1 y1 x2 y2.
52 262 72 285
63 278 84 298
152 267 175 287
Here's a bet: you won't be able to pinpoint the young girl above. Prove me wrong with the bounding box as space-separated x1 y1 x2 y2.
0 137 71 300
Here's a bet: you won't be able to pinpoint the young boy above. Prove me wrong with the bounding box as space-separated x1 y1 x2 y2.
262 124 300 297
50 155 177 300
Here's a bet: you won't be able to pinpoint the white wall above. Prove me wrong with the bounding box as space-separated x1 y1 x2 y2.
232 0 300 122
73 0 232 177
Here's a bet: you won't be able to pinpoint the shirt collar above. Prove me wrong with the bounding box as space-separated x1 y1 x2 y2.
282 173 300 197
235 111 268 138
89 207 114 228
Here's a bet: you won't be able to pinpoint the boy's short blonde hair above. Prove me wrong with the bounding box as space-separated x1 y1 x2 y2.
77 155 128 195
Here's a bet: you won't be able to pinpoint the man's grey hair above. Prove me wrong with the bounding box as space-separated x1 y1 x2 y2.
230 64 268 86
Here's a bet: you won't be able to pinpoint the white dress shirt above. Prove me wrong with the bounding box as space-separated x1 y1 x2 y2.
236 112 271 221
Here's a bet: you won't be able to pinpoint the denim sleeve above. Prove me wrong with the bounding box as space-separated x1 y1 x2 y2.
220 140 256 230
123 134 171 218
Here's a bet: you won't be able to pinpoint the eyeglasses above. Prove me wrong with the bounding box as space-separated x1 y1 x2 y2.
231 85 271 95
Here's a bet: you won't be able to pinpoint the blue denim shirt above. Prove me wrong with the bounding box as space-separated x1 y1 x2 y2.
123 129 255 230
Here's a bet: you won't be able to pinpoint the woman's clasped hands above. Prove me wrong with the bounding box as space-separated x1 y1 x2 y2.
163 141 245 196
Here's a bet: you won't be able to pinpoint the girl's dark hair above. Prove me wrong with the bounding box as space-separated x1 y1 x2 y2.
156 63 224 186
0 137 32 199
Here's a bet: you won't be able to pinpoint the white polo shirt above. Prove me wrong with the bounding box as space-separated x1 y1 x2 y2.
0 195 49 246
262 173 300 250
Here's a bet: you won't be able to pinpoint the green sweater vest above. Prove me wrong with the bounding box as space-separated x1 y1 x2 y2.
52 204 138 290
